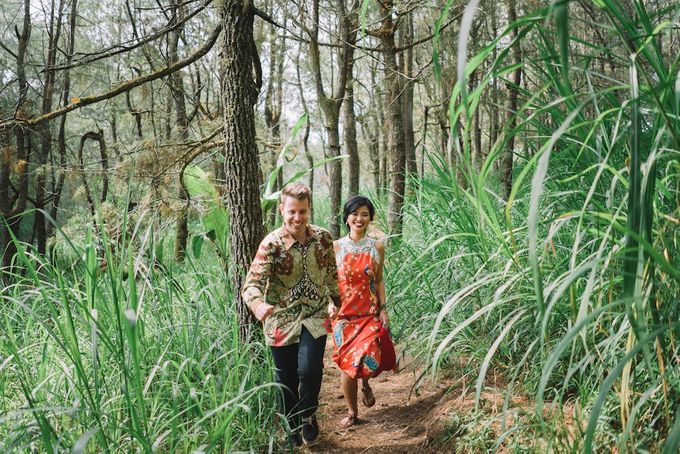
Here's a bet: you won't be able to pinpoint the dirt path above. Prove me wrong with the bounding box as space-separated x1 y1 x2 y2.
306 339 468 453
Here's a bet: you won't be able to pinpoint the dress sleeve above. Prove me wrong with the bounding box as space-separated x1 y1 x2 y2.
241 238 274 313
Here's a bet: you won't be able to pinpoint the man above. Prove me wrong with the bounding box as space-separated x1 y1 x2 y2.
242 182 340 447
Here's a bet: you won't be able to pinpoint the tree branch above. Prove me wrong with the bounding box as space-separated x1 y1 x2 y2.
48 0 214 73
395 13 462 53
254 6 282 28
0 23 222 131
0 40 18 60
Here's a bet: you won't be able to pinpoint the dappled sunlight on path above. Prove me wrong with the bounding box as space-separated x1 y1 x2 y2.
307 338 463 453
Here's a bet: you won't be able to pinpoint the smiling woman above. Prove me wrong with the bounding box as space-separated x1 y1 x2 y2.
331 194 394 429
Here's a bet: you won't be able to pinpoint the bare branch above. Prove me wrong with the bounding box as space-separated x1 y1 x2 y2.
254 6 282 28
48 0 214 73
0 23 223 131
0 40 18 60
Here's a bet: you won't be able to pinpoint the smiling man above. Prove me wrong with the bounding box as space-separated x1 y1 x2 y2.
242 182 340 447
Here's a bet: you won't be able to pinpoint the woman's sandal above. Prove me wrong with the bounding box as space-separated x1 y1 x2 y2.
339 413 357 428
361 385 376 407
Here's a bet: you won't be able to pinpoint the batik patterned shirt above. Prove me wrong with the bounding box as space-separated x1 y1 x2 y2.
242 224 339 346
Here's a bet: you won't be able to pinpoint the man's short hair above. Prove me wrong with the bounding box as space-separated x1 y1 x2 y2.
280 182 311 203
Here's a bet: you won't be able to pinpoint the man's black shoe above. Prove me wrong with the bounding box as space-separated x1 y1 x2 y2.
301 415 319 446
290 431 303 449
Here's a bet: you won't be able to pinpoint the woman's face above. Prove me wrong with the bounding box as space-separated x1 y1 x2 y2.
347 205 371 236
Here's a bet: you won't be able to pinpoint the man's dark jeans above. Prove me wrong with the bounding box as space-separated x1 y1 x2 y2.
270 326 326 431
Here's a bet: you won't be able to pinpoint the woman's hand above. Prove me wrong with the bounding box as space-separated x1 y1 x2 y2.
328 302 339 320
379 307 389 327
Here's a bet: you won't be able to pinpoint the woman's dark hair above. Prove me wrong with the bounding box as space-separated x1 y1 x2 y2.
342 195 375 228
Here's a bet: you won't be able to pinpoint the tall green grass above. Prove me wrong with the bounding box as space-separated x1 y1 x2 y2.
0 209 285 452
387 0 679 451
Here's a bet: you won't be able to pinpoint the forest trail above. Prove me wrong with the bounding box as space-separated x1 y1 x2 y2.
304 339 515 453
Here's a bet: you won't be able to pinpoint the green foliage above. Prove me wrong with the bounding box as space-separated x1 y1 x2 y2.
0 212 285 451
385 0 680 451
183 164 230 261
261 112 348 221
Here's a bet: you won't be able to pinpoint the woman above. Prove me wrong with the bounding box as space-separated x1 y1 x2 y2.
331 195 390 428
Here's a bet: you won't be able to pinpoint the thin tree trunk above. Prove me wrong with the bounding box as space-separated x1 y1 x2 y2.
295 41 314 223
48 0 78 239
165 86 172 140
127 90 144 139
34 0 65 254
171 0 191 261
502 0 521 200
468 70 480 168
420 105 429 179
2 0 31 272
307 0 356 237
379 0 406 234
344 64 359 197
489 7 499 157
401 12 416 178
220 0 266 341
367 63 382 193
358 113 379 194
376 68 387 197
264 1 286 226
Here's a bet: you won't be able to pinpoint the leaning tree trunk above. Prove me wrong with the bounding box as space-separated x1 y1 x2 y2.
220 0 266 341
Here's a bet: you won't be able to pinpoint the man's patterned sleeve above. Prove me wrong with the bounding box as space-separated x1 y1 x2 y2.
323 232 340 301
241 239 274 313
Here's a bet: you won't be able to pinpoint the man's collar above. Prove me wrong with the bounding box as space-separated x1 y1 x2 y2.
279 224 318 250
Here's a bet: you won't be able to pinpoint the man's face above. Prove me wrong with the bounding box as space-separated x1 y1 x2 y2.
280 196 310 238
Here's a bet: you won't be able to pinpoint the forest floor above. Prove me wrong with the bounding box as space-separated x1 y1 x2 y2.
301 339 539 453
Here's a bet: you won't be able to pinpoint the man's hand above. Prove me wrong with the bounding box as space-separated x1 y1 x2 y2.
254 302 274 321
379 307 389 327
327 302 338 320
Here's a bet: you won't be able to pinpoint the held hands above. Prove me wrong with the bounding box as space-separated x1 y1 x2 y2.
327 302 339 320
379 306 389 327
254 301 274 321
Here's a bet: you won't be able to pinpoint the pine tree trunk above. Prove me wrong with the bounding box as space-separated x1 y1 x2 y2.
220 0 265 341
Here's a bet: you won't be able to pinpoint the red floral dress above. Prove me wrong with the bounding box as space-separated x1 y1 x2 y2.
332 236 383 379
